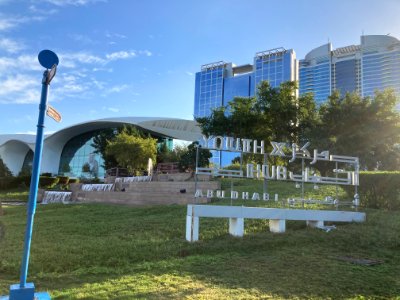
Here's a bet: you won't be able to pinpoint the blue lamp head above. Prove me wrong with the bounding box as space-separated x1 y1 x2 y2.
38 50 59 69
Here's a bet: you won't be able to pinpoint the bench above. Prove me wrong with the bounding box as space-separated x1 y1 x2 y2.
186 204 366 242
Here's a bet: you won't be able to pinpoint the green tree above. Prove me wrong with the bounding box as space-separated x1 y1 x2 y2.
196 81 318 147
0 156 12 177
179 142 211 171
92 125 145 170
311 89 400 170
61 163 71 174
196 81 319 167
105 132 157 174
82 163 91 173
156 141 171 163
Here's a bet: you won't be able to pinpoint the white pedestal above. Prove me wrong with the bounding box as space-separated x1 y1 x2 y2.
186 215 199 242
306 220 324 228
229 217 244 237
269 219 286 233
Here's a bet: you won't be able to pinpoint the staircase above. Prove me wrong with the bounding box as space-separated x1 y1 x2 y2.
75 181 221 206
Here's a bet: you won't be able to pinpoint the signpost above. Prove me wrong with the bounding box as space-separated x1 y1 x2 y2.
4 50 60 300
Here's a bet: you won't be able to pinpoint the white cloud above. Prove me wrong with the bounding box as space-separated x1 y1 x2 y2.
15 130 55 134
0 73 41 103
92 67 113 72
40 0 106 6
91 79 105 90
0 38 24 53
60 52 106 67
0 14 44 31
186 71 194 76
69 34 95 44
16 131 36 134
29 5 58 15
0 19 15 31
59 49 150 67
0 55 43 73
139 50 152 57
0 74 36 96
0 47 150 105
106 51 136 61
108 84 129 93
106 107 119 113
105 32 127 39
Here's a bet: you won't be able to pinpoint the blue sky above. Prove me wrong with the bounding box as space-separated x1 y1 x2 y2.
0 0 400 134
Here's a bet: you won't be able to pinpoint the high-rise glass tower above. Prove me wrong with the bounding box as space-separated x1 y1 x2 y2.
194 48 297 119
299 35 400 103
361 35 400 97
194 48 297 165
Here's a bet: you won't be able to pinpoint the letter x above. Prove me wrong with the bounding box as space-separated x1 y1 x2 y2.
270 142 286 156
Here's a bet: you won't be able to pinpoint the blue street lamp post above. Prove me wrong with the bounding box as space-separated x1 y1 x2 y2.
5 50 59 300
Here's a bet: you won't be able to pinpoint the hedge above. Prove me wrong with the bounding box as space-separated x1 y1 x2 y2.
68 178 79 184
19 175 32 186
39 176 59 189
1 176 66 190
57 176 70 185
346 171 400 210
0 177 19 190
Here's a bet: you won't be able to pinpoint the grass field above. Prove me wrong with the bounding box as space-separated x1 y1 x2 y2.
0 181 399 299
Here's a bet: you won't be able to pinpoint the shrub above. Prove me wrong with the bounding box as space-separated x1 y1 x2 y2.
57 176 70 185
224 163 246 172
0 177 18 190
68 178 79 184
82 163 91 173
17 175 32 187
39 176 59 189
345 171 400 210
41 172 53 177
79 177 101 184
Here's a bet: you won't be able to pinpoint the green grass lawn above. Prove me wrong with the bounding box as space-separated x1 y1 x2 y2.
0 181 399 299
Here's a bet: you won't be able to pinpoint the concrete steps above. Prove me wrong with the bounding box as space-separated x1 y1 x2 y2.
78 191 208 205
119 181 220 194
73 181 220 206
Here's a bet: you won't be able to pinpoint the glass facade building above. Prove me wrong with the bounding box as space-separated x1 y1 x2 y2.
361 35 400 97
194 48 297 119
58 130 106 179
299 35 400 103
254 48 297 91
58 130 174 179
194 48 297 165
194 62 226 118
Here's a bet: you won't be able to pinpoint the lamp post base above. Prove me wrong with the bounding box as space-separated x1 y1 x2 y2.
0 283 51 300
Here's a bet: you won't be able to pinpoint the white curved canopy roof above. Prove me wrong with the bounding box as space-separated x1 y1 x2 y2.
0 117 202 175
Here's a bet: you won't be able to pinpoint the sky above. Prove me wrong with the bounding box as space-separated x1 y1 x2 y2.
0 0 400 134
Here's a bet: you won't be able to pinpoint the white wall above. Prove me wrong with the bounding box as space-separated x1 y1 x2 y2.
0 141 31 175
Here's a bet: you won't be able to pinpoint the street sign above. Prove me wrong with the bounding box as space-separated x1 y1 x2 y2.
46 64 57 84
38 50 59 69
46 105 62 122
